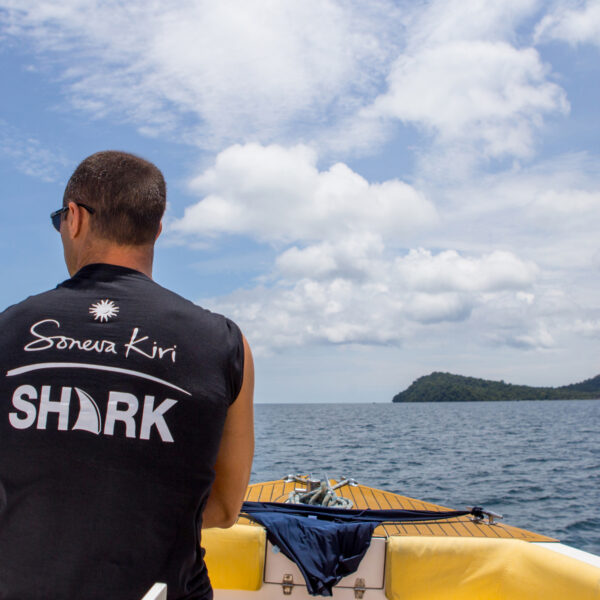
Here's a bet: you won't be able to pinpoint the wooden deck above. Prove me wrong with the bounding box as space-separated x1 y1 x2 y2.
239 478 557 542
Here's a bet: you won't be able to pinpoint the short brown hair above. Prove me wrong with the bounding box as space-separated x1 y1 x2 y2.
63 151 166 245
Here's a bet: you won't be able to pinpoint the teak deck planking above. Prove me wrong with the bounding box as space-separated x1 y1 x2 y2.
238 478 556 542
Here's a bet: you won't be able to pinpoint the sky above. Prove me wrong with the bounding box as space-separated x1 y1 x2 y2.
0 0 599 403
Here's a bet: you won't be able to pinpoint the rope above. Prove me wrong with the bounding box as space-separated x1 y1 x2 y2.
285 476 355 509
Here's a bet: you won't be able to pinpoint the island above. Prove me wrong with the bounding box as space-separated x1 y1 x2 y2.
392 372 600 402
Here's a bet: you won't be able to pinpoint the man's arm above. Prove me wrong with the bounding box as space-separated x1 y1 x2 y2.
202 335 254 529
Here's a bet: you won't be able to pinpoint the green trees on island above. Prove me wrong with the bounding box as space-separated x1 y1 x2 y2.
392 372 600 403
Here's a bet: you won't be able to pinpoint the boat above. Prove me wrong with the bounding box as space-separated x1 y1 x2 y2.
201 474 600 599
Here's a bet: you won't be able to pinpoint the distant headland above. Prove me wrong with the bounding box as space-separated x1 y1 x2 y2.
392 372 600 403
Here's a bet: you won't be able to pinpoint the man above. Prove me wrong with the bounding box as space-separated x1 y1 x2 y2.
0 151 254 599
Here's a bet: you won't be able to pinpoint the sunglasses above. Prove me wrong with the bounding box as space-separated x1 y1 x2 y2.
50 203 96 232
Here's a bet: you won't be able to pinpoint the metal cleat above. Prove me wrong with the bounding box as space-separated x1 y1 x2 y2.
468 506 504 525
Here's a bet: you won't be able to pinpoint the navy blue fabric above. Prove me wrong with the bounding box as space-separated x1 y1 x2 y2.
246 510 376 596
242 501 471 596
242 500 470 523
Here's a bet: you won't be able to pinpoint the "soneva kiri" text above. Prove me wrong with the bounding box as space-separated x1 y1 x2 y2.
24 319 177 362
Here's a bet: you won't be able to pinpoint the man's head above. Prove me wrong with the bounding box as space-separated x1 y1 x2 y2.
63 150 166 245
58 151 166 275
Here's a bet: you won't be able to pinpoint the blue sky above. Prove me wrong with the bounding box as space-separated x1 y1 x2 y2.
1 0 599 403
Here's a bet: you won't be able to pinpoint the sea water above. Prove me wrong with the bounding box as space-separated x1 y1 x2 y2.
251 400 600 555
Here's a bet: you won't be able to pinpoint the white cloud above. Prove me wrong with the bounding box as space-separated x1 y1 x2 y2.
416 152 600 274
0 0 398 147
531 188 600 220
168 139 557 353
394 249 539 293
361 0 569 157
0 0 570 161
204 279 407 350
171 143 437 243
0 120 68 182
535 1 600 47
364 37 568 158
405 0 541 47
204 243 540 351
572 319 600 338
276 233 384 282
489 323 556 350
404 292 473 324
516 292 535 305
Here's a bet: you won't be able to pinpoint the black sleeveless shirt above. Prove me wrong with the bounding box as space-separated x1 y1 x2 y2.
0 264 244 600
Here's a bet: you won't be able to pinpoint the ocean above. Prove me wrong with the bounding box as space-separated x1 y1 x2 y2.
251 400 600 555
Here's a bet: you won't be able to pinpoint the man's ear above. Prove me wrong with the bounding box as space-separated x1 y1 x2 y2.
66 201 84 239
155 221 163 240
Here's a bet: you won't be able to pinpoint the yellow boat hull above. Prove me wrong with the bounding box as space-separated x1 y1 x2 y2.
203 479 600 598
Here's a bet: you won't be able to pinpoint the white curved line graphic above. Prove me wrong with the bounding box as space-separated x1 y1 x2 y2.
6 362 191 396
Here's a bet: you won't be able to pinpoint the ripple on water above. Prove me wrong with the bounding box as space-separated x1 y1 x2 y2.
252 400 600 555
564 517 600 533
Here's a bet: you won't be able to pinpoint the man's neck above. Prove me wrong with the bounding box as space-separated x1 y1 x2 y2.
69 243 155 278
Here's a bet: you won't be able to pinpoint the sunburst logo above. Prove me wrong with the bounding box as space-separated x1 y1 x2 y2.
89 299 119 322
